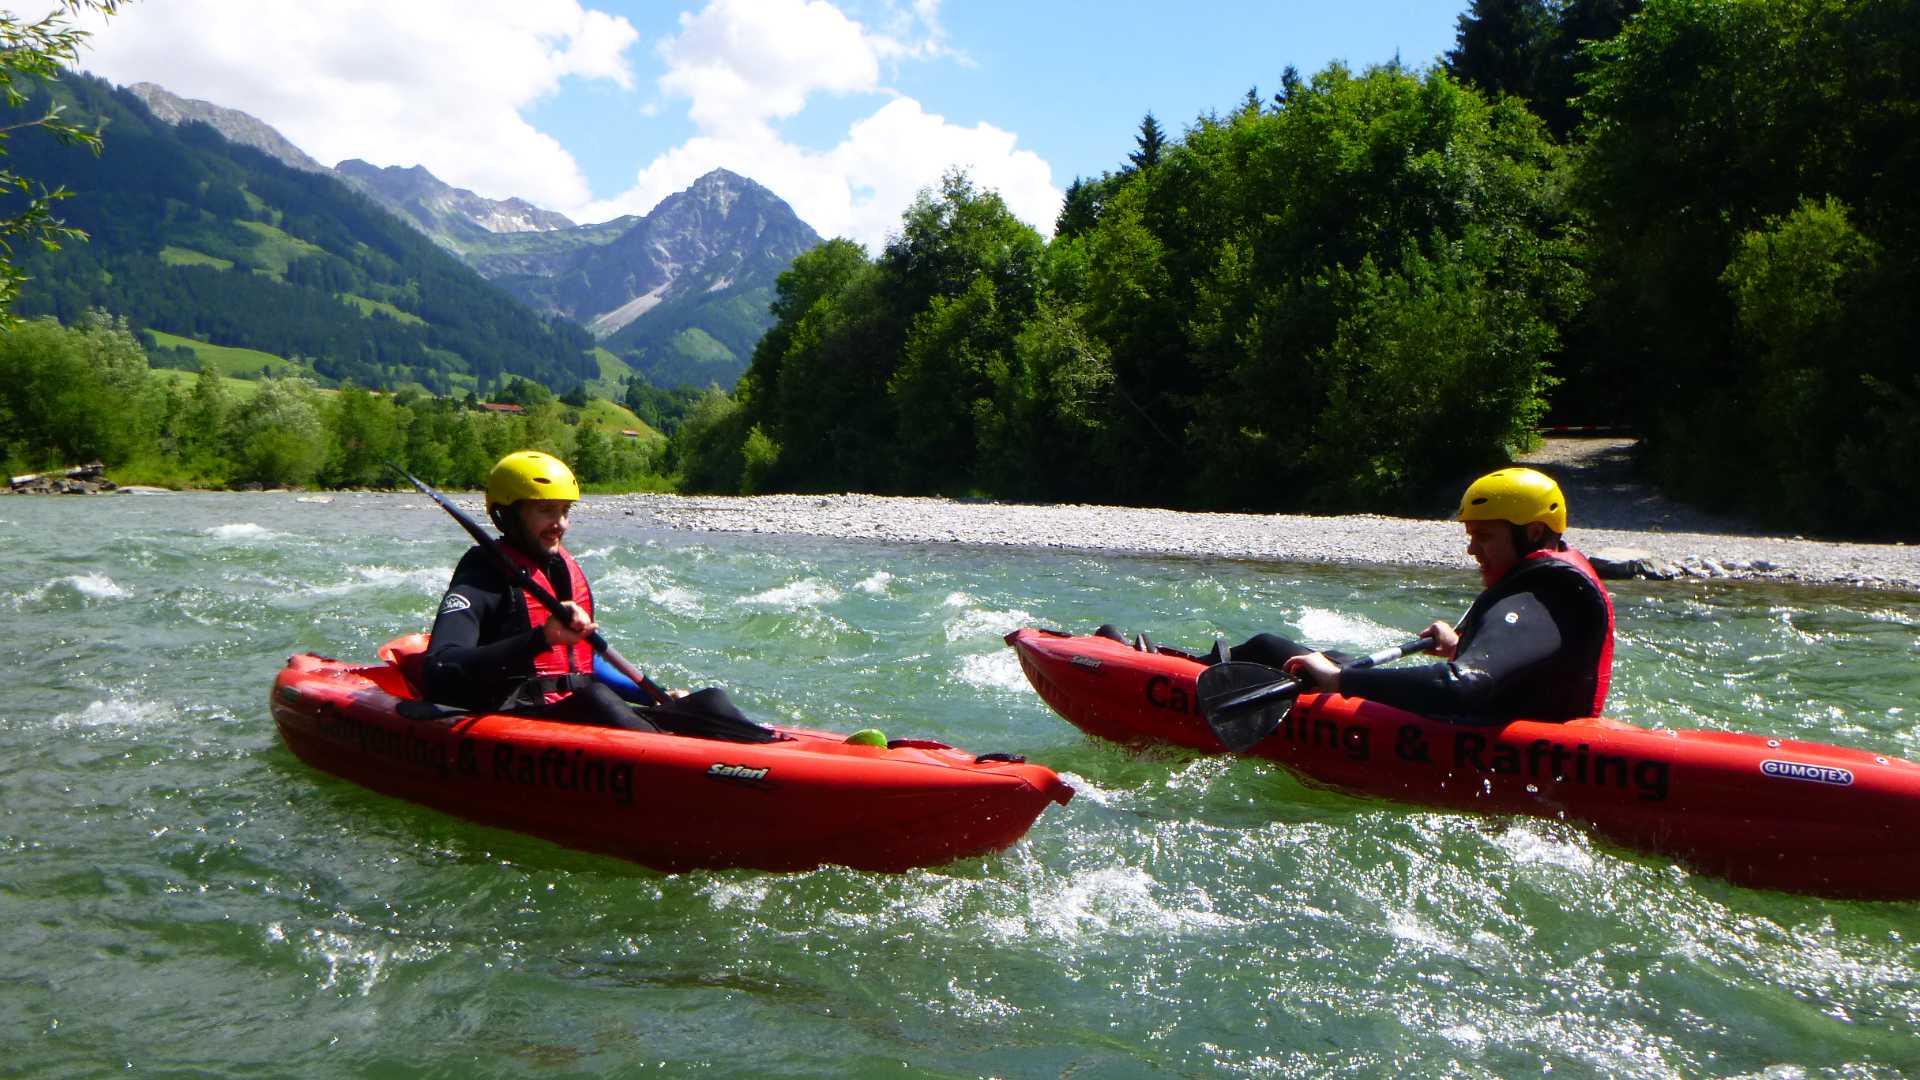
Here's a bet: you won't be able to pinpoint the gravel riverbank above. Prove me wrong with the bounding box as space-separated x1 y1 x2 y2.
586 491 1920 593
568 439 1916 592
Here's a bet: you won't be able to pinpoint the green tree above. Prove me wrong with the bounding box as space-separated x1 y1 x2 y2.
881 173 1045 490
322 382 405 487
1577 0 1920 532
400 398 456 486
0 1 123 323
1446 0 1556 111
571 424 612 483
739 424 779 494
1718 198 1910 525
746 246 900 493
229 376 327 487
496 376 555 408
1077 62 1578 509
1128 112 1166 172
173 364 231 475
443 411 492 488
973 298 1119 500
0 311 150 469
1054 172 1124 240
670 387 750 493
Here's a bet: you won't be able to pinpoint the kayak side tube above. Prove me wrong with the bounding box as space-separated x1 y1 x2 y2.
1006 627 1920 899
272 649 1071 874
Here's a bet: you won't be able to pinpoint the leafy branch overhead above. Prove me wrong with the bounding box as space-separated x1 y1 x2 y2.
0 1 123 324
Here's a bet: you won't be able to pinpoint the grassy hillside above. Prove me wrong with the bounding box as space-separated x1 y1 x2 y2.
10 71 601 396
146 329 297 377
577 397 661 440
583 346 637 401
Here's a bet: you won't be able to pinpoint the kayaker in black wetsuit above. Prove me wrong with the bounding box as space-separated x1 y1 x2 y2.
423 450 662 731
1230 467 1615 723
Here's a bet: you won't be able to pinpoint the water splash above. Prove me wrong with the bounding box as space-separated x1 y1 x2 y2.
303 565 446 598
203 523 284 541
1295 606 1400 649
944 602 1034 644
8 573 131 609
954 651 1029 693
597 566 704 616
737 578 841 608
53 696 175 731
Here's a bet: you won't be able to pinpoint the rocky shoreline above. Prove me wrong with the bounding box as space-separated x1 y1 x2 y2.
18 439 1918 592
586 492 1920 594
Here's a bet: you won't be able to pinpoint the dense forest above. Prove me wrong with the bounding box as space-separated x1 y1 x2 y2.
6 73 601 395
0 314 669 491
677 0 1918 536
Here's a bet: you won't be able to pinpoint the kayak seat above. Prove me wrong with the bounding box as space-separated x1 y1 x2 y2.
1093 623 1129 645
377 633 433 698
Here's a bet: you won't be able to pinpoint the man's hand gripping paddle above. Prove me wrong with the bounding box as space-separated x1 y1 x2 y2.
1198 637 1436 753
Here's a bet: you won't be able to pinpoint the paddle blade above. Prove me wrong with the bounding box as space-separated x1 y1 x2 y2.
1198 661 1300 753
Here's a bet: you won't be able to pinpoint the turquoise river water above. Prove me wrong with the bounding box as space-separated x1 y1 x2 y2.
3 493 1919 1078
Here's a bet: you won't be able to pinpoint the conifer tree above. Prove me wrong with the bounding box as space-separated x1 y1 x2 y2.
1129 113 1165 172
1445 0 1554 105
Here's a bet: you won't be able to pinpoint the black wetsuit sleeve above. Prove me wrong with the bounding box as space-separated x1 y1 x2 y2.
423 547 548 705
1338 590 1565 720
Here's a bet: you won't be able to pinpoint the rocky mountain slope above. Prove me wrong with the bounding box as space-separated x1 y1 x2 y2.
16 74 599 395
127 81 328 175
333 159 577 243
124 81 822 389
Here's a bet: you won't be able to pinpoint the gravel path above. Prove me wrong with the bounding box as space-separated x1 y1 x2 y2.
585 440 1920 593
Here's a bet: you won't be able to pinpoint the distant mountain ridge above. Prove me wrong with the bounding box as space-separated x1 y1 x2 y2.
334 159 576 241
127 82 329 175
123 80 825 389
403 166 822 388
488 167 820 335
16 73 600 395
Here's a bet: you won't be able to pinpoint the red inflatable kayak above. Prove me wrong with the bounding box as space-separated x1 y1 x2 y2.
271 635 1072 873
1008 627 1920 899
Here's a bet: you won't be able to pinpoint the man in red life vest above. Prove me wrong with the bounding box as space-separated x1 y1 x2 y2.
1241 467 1616 722
423 450 662 731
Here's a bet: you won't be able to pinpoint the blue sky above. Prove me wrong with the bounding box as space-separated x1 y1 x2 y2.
65 0 1465 249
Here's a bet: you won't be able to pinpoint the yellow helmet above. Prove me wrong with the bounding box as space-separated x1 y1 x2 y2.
486 450 579 510
1457 467 1566 534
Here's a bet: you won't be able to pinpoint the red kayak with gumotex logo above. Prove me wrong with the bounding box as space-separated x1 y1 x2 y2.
1007 627 1920 899
271 634 1071 873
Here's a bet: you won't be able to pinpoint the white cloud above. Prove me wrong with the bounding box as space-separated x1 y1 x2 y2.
657 0 880 131
55 0 1059 249
66 0 638 211
591 0 1058 251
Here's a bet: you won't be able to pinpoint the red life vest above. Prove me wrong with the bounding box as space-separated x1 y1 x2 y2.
499 542 594 705
1518 544 1615 716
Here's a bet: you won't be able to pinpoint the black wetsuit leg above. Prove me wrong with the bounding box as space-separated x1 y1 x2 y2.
1226 634 1354 667
1227 633 1314 666
513 683 663 732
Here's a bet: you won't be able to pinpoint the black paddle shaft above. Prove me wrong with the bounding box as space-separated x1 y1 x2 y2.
1199 636 1434 753
387 462 671 706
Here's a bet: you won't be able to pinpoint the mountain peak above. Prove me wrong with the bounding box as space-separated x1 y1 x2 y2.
126 81 328 175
